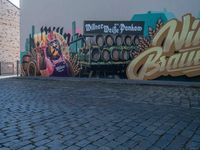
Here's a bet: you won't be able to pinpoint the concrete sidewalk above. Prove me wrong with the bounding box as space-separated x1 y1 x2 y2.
0 75 18 79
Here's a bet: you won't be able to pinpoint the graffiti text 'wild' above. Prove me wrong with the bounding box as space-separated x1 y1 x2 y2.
127 14 200 80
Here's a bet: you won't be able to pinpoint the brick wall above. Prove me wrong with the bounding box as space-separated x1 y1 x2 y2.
0 0 19 74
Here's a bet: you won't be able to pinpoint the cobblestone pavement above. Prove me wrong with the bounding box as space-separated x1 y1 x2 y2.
0 78 200 150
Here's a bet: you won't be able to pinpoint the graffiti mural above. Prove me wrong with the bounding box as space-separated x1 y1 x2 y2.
37 32 73 77
21 27 80 77
127 14 200 80
21 11 200 81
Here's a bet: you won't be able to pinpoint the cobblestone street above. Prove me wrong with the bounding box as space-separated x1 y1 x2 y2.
0 78 200 150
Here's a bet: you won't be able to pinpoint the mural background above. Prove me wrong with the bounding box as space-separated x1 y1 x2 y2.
20 0 200 80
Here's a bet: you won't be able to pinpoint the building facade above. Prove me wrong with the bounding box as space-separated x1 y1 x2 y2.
0 0 20 74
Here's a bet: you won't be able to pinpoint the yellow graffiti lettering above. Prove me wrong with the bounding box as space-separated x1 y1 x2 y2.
127 14 200 80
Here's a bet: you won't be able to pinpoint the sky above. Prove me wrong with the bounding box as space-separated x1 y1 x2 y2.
9 0 19 8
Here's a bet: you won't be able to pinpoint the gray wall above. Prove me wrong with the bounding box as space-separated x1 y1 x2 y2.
20 0 200 51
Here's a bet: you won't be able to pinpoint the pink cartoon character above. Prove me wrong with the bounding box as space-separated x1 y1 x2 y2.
38 32 74 77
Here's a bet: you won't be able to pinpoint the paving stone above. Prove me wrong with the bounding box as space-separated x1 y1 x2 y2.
133 126 145 134
9 140 31 149
63 138 80 147
146 126 158 132
81 144 98 150
76 139 91 147
87 134 103 142
105 140 119 149
123 131 137 138
186 141 200 150
122 140 138 149
139 129 152 137
196 129 200 135
148 146 161 150
0 136 18 143
0 147 12 150
0 78 200 150
181 130 194 138
20 144 36 150
64 145 80 150
31 135 48 143
131 135 145 143
98 131 110 137
166 136 189 150
153 129 166 136
34 146 48 150
45 140 64 149
134 140 154 150
92 138 109 147
153 134 175 149
191 135 200 143
34 139 51 147
114 145 130 150
97 146 111 150
63 134 77 140
115 136 130 144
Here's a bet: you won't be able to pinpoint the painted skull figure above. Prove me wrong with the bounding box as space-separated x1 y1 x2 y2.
47 39 62 59
39 32 73 77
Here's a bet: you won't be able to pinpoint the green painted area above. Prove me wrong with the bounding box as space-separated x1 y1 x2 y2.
131 11 175 37
198 12 200 18
20 51 28 63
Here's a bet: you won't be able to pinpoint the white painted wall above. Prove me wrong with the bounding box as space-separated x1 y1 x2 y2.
20 0 200 51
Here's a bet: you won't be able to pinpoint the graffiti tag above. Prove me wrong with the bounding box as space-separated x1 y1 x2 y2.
127 14 200 80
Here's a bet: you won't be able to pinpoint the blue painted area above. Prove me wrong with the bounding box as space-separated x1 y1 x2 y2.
131 11 175 37
198 12 200 18
20 51 28 63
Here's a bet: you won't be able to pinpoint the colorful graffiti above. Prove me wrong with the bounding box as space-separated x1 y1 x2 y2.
21 27 80 77
20 12 170 78
36 32 72 77
127 14 200 80
21 11 200 80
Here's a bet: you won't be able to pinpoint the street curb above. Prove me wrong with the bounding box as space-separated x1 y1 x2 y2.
0 75 17 79
12 77 200 88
